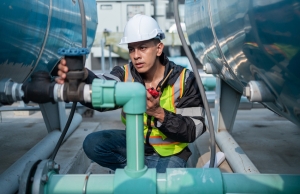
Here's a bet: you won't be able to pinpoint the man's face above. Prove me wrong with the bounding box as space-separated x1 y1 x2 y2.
128 39 162 74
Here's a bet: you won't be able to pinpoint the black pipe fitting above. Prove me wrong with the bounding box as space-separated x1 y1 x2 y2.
22 71 55 104
0 78 20 105
63 55 86 102
58 48 89 102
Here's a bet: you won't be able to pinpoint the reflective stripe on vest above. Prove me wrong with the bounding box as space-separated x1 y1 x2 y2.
123 64 134 82
121 64 133 123
121 64 189 156
143 136 180 145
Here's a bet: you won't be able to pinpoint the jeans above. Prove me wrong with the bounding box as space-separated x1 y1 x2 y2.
83 129 186 173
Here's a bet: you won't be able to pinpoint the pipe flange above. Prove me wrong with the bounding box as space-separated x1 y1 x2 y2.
32 159 59 194
19 160 41 194
0 78 23 105
243 81 275 102
57 47 89 56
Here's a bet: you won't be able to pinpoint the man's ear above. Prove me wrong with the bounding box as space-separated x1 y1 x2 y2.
156 42 164 56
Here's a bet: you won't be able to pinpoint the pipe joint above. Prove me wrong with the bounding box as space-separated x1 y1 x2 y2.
0 78 23 105
243 81 275 102
62 82 86 102
114 168 156 194
57 47 90 102
203 62 219 74
92 79 116 108
115 82 146 114
22 71 56 104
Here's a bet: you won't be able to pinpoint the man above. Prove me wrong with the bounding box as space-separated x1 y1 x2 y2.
56 14 206 173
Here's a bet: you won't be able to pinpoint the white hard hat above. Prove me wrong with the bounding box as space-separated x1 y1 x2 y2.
119 14 165 44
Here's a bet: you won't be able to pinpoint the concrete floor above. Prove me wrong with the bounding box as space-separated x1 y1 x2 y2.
232 109 300 174
0 111 47 174
0 105 300 180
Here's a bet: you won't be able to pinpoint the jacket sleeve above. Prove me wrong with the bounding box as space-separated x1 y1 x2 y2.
84 66 125 84
80 66 125 110
155 71 206 143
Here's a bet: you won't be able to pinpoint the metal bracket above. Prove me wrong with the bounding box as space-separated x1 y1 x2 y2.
214 77 259 173
39 102 67 133
19 160 41 194
214 77 241 133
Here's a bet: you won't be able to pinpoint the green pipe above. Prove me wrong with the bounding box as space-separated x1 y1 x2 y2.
45 174 114 194
44 168 300 193
123 113 147 177
115 82 147 177
92 80 147 177
114 168 156 194
43 80 300 194
157 173 167 194
223 173 300 193
157 168 223 194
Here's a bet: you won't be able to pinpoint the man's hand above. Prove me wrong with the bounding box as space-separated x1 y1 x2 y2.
55 58 68 84
146 90 165 123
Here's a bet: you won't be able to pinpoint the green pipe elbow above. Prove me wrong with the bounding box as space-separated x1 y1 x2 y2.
91 80 146 114
115 82 146 114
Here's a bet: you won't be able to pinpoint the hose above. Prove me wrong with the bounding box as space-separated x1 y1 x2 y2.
173 0 216 168
50 0 87 160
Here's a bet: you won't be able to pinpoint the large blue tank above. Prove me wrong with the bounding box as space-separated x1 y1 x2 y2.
185 0 300 126
0 0 97 83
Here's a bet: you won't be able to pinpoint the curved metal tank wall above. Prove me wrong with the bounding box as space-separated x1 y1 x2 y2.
0 0 97 83
185 0 300 126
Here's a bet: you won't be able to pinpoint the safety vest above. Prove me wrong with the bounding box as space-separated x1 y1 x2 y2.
121 64 190 157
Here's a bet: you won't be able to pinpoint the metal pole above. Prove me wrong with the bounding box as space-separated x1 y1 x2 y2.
153 0 157 20
109 45 112 71
101 39 105 72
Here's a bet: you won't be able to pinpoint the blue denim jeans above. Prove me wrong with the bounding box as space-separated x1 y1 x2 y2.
83 129 186 173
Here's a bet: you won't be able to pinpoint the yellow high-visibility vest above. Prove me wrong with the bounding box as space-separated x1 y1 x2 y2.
121 64 189 156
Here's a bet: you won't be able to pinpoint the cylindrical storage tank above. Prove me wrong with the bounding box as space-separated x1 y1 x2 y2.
184 0 300 126
0 0 97 83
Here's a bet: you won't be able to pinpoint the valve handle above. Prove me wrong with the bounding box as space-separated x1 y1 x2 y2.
57 47 90 71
